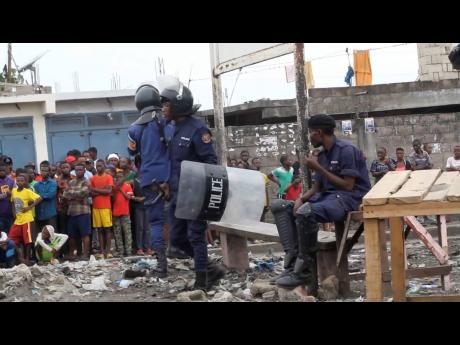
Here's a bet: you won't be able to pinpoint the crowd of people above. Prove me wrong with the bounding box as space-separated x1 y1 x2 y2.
0 147 155 268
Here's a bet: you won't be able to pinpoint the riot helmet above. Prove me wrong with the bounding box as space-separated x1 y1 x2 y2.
135 84 161 115
158 75 194 117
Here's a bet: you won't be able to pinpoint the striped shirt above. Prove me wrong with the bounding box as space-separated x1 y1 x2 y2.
370 159 395 183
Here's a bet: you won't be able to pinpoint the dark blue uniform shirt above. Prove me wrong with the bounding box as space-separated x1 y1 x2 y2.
169 116 217 192
128 114 174 188
312 137 371 213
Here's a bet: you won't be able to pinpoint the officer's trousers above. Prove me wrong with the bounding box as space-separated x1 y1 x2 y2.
169 192 208 271
142 185 166 252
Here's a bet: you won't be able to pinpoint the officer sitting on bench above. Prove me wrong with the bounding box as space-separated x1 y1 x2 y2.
270 114 371 296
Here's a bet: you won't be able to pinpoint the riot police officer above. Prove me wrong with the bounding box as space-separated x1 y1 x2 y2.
159 75 225 291
128 84 172 278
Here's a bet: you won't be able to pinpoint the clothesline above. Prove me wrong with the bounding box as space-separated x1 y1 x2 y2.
189 43 413 82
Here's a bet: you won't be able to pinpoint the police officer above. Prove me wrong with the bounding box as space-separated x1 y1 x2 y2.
128 84 172 278
270 114 371 295
159 75 225 291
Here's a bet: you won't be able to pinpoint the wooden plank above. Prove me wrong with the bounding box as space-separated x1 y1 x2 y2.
363 171 411 206
390 217 406 302
447 174 460 201
423 171 459 202
209 221 281 242
364 218 384 301
363 201 460 218
406 295 460 302
437 215 451 291
389 169 441 204
350 265 452 281
404 216 448 264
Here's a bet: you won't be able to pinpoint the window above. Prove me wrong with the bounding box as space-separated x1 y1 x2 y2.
50 117 83 129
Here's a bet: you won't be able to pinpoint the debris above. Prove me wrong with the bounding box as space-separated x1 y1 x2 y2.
211 291 233 302
123 269 146 279
119 279 134 288
262 290 276 300
278 286 316 302
134 259 156 270
250 279 276 297
253 258 275 272
30 265 44 277
318 275 339 301
177 290 207 302
82 276 109 291
170 278 187 291
0 291 6 300
61 266 71 276
174 263 190 271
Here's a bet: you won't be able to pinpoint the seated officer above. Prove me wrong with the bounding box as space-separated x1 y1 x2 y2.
270 114 371 295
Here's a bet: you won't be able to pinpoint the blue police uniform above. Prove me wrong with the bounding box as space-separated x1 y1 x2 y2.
128 114 174 252
169 115 217 271
309 137 371 222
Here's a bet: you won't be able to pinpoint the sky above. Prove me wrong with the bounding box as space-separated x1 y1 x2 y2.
0 43 419 110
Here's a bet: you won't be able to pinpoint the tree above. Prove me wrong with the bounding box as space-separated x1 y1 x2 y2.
0 66 25 84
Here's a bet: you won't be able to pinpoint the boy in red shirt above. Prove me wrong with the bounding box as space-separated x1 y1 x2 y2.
112 171 134 256
90 160 114 259
284 175 302 201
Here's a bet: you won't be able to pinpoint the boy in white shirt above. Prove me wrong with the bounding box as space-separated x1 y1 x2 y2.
35 225 68 263
446 145 460 171
0 230 15 267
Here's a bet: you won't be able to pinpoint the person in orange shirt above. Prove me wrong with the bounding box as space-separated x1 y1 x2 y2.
90 160 114 259
112 171 134 257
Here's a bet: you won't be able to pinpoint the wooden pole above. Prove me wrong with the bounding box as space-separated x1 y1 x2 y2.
7 43 12 83
209 44 228 165
293 43 312 188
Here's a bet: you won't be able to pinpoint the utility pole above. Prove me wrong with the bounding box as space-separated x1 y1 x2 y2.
209 43 228 165
294 43 312 189
7 43 12 83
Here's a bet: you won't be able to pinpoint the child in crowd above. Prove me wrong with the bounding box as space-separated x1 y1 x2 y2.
392 147 412 171
90 160 114 259
370 147 395 183
35 225 68 263
446 144 460 171
9 174 42 264
0 230 15 268
268 155 294 199
284 175 302 201
112 171 133 257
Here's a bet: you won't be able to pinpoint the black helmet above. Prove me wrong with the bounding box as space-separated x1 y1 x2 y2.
158 75 194 117
135 84 161 115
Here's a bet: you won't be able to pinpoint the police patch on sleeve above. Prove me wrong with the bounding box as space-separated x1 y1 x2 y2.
201 132 211 144
128 139 137 151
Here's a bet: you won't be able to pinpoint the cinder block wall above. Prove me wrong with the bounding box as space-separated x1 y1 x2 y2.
417 43 460 81
222 112 460 219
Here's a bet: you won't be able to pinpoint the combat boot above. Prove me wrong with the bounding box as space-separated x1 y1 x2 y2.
152 250 168 278
193 271 207 291
206 262 226 289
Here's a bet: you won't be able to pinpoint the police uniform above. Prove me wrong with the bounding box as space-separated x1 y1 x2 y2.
271 114 371 293
168 115 217 272
128 115 173 255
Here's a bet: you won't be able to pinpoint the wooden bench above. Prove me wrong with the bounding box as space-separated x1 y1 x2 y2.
209 216 364 297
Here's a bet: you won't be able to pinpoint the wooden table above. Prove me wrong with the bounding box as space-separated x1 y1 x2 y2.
363 169 460 302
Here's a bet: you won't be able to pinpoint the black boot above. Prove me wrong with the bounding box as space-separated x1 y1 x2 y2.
152 250 168 278
194 271 207 291
269 251 296 285
206 262 226 289
276 203 318 293
167 246 191 259
270 199 298 285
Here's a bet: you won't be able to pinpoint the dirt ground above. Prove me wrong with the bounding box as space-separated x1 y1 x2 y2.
2 234 460 302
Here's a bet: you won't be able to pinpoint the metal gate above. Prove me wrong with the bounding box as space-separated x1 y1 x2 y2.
0 117 36 169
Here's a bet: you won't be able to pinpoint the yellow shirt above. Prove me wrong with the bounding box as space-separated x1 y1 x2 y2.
12 187 40 225
262 173 269 207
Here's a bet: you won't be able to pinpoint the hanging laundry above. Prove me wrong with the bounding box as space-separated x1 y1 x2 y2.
285 62 314 88
305 61 315 89
353 50 372 86
344 65 354 86
285 65 295 83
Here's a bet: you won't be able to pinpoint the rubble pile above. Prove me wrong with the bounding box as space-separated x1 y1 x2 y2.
1 237 459 302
